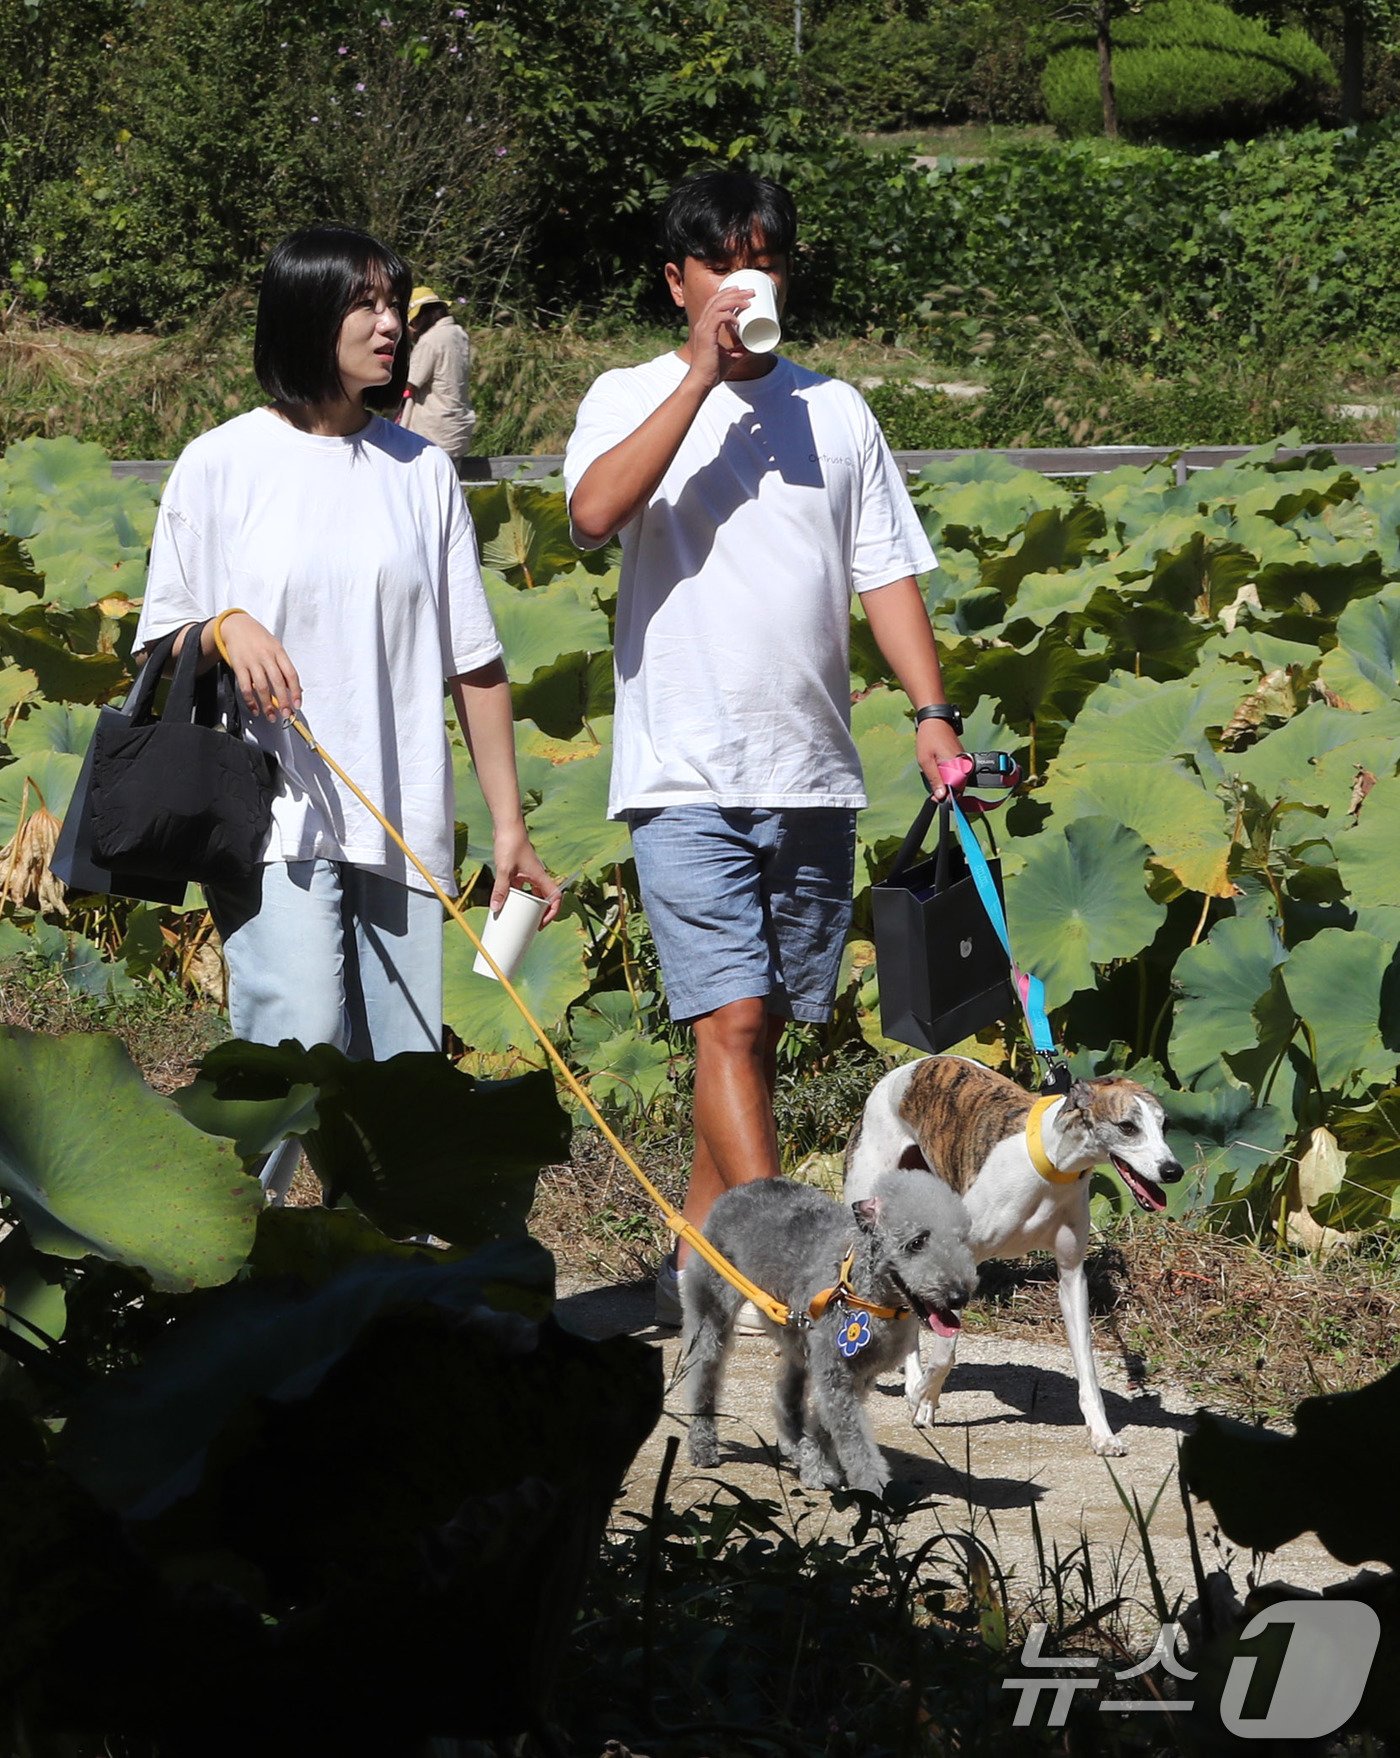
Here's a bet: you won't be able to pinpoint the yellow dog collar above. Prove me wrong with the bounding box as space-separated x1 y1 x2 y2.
1026 1095 1086 1185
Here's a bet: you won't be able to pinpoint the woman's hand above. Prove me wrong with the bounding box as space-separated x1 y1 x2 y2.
213 612 302 722
491 823 563 926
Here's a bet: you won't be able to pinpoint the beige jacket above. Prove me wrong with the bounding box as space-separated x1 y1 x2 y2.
403 314 475 459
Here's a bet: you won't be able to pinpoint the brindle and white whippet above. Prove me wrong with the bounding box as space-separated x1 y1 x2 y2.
843 1055 1183 1455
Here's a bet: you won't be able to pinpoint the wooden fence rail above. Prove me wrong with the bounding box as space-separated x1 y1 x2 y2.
109 441 1398 490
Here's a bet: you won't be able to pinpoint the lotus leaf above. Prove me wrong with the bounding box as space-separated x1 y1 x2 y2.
483 568 610 683
0 607 127 703
1040 759 1234 896
980 503 1104 598
569 989 674 1113
1168 913 1288 1086
0 665 37 718
180 1039 569 1245
959 633 1109 733
58 1232 559 1517
1182 1364 1400 1569
5 699 99 758
443 906 591 1055
920 474 1070 547
1002 815 1164 1010
1317 583 1400 711
1231 702 1400 812
1333 773 1400 915
1160 1065 1291 1203
0 534 42 595
0 1227 68 1345
526 739 632 879
1084 462 1181 543
0 1025 260 1289
512 648 614 738
1054 669 1245 779
1315 1096 1400 1229
0 746 82 836
469 480 579 588
1283 928 1400 1093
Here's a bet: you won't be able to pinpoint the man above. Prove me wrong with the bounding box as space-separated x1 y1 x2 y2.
402 286 475 473
564 172 963 1325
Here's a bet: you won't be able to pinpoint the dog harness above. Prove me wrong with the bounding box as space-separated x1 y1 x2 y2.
1026 1095 1089 1185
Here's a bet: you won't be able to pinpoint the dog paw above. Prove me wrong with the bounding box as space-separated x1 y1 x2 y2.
909 1399 936 1429
1091 1432 1128 1457
688 1425 720 1468
798 1440 843 1490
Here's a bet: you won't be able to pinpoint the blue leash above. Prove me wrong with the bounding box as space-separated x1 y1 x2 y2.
947 793 1070 1094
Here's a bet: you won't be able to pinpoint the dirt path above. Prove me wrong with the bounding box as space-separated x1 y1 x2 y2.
558 1279 1357 1630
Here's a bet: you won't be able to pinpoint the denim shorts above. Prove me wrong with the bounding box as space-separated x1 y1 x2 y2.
628 805 857 1024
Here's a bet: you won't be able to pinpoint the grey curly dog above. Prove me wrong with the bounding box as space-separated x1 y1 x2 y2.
679 1171 978 1496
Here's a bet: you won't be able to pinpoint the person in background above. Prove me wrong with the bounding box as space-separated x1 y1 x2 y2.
402 285 476 475
564 172 962 1327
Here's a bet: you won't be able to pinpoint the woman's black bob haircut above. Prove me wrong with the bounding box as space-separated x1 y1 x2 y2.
661 171 797 267
254 223 411 411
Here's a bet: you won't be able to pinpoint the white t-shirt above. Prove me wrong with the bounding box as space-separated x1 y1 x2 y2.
564 353 936 818
133 407 502 893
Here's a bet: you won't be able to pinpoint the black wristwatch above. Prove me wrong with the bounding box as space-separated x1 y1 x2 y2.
914 703 963 735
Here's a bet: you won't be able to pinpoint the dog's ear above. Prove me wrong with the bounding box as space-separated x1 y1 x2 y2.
1064 1079 1097 1120
851 1197 881 1234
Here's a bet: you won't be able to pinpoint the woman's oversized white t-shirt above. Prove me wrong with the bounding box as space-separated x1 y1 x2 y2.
564 352 936 819
133 408 502 893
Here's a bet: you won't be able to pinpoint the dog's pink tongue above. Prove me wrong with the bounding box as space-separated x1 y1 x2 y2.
927 1308 961 1337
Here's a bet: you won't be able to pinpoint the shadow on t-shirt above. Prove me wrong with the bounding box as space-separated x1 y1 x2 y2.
655 382 825 586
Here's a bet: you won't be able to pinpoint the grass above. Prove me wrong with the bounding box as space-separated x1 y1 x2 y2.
860 121 1061 160
6 309 1397 462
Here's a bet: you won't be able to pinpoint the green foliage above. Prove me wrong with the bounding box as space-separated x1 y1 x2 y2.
0 1014 652 1754
7 438 1400 1238
1043 1 1336 140
801 0 1046 131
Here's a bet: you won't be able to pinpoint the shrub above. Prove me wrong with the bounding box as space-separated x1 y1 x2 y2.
1042 0 1335 140
802 5 970 131
862 382 988 447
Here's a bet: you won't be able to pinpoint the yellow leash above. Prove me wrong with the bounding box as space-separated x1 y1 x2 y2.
291 708 798 1324
208 606 794 1327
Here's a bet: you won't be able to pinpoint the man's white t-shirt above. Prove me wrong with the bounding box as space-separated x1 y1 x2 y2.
564 352 936 819
133 408 502 892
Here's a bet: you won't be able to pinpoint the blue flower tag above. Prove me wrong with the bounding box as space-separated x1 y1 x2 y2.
836 1309 872 1359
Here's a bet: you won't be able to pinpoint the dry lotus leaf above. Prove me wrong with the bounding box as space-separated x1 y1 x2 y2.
0 802 67 916
1286 1127 1359 1257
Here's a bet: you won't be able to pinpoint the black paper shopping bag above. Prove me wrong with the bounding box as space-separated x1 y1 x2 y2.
871 796 1018 1054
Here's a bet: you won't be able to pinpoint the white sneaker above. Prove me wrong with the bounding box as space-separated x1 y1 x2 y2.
734 1299 769 1337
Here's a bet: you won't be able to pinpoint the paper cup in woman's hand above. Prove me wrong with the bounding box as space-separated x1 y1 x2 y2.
474 886 548 981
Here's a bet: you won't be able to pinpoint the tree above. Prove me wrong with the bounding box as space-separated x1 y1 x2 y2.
1051 1 1170 137
1235 0 1400 123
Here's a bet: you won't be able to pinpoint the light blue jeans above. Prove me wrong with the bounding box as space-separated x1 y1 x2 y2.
206 859 444 1199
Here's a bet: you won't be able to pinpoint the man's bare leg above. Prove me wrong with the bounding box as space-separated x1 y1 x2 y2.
676 998 785 1268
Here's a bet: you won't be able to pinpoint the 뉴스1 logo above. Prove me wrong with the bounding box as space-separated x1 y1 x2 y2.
1003 1602 1381 1738
959 938 973 958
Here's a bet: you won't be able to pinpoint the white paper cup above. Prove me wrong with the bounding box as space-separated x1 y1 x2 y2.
473 886 548 982
719 269 782 354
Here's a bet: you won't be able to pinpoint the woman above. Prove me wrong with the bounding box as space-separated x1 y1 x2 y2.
134 223 559 1198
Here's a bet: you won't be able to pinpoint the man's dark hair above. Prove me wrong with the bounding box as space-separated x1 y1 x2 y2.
661 172 797 265
254 224 411 412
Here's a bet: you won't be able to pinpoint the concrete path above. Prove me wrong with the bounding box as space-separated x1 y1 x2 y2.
558 1280 1359 1631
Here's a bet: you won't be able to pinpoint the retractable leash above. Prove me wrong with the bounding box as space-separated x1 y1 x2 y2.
934 754 1071 1097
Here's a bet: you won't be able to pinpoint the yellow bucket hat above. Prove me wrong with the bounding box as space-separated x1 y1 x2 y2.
407 285 443 322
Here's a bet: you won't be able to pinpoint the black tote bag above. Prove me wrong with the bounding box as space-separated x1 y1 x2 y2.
871 796 1019 1055
83 620 278 888
51 628 188 904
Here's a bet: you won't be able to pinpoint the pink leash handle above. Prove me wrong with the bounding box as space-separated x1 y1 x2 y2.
935 752 1022 811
